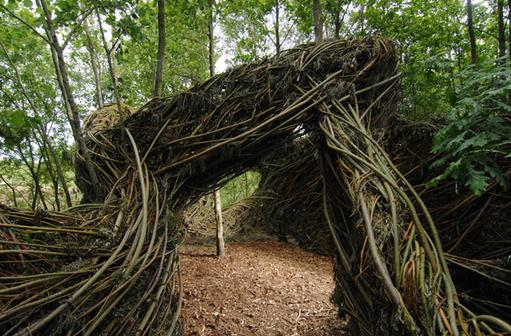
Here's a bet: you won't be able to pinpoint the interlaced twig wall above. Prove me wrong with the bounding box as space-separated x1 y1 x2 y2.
1 37 510 335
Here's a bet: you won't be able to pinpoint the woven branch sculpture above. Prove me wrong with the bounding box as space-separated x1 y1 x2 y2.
1 37 510 336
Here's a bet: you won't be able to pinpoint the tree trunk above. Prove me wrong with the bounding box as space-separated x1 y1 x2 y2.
96 9 125 120
37 0 101 202
508 0 511 62
18 143 47 210
334 0 341 39
153 0 166 97
214 189 225 257
313 0 323 43
208 0 215 77
467 0 477 64
334 0 351 39
208 0 225 257
83 15 104 108
275 0 281 54
498 0 506 58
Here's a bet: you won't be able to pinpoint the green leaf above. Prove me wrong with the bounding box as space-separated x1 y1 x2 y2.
465 168 489 196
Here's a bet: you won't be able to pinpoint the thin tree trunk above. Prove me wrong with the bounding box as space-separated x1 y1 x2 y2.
467 0 477 64
0 174 18 207
83 15 104 108
153 0 166 97
334 0 341 38
275 0 281 54
36 131 61 210
37 0 101 201
508 0 511 62
39 124 73 208
498 0 506 58
208 0 225 257
32 148 46 210
313 0 323 43
208 0 215 76
18 143 47 210
45 133 73 208
335 0 351 39
96 9 125 120
214 189 225 257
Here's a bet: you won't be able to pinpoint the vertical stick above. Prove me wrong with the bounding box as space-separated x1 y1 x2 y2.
215 190 225 257
467 0 478 65
208 0 225 257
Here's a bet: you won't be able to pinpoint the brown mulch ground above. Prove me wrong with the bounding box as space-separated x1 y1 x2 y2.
180 241 347 336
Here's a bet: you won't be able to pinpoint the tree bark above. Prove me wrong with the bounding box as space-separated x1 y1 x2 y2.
37 0 101 202
83 15 104 108
498 0 506 58
153 0 166 97
313 0 323 43
467 0 477 64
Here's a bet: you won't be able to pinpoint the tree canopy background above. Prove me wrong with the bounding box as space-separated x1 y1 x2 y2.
0 0 509 212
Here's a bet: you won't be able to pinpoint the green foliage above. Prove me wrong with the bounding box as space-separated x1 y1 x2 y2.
0 110 39 148
285 0 313 36
353 0 464 119
113 0 209 103
429 60 511 196
220 171 261 209
219 0 271 63
1 0 510 205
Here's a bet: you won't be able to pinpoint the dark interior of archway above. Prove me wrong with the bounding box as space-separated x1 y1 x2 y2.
1 37 510 336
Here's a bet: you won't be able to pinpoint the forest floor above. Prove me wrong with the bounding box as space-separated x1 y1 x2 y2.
179 241 347 336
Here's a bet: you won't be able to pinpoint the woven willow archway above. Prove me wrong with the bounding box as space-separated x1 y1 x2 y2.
1 38 510 336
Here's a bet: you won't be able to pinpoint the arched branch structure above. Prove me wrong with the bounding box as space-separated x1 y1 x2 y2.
1 38 510 336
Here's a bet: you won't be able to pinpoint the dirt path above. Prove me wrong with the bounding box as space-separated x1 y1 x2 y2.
180 241 347 336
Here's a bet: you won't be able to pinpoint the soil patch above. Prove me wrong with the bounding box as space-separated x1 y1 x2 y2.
180 241 347 336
